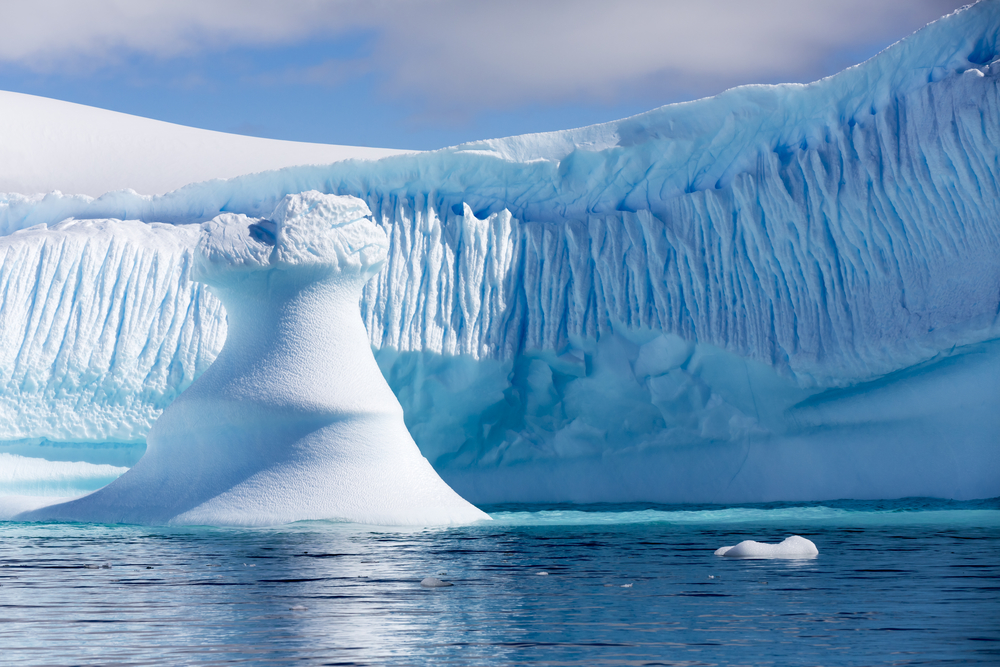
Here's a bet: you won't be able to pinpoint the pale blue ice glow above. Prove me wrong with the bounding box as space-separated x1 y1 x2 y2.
487 506 1000 527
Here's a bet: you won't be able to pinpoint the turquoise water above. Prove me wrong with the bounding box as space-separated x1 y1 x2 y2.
1 498 998 666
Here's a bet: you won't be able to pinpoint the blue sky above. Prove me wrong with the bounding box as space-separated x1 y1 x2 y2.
0 0 970 150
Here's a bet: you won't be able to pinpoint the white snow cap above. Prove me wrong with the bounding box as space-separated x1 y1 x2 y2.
195 191 386 281
715 535 818 559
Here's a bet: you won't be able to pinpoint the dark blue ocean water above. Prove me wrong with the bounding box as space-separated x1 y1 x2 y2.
1 499 998 666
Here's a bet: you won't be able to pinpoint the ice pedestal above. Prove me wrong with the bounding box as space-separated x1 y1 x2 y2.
20 192 488 526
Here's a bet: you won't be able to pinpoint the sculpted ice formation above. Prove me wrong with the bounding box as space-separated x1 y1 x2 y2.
19 192 489 526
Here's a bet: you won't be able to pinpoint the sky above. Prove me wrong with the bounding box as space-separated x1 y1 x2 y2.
0 0 973 151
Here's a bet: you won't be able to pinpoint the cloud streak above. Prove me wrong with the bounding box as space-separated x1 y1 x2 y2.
0 0 971 114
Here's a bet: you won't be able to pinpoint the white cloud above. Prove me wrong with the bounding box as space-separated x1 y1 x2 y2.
0 0 971 110
0 1 344 66
368 0 970 109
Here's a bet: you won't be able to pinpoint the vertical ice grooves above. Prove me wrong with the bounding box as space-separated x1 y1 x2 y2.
0 221 223 443
354 61 998 387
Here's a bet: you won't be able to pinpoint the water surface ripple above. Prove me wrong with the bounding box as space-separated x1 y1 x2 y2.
1 498 997 666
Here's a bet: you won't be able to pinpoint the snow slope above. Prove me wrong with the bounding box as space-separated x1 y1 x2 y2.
0 91 409 196
1 1 998 508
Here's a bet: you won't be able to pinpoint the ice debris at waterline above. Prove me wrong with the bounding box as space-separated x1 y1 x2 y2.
715 535 818 559
420 577 453 588
1 2 1000 505
17 192 489 526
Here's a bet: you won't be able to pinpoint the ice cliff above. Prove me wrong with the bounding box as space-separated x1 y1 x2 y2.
1 1 998 507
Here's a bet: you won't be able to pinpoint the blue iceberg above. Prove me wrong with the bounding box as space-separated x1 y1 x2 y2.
0 1 998 519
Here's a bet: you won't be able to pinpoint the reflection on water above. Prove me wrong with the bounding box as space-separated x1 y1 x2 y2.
1 499 998 666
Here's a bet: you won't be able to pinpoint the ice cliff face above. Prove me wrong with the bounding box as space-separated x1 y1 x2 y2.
0 220 221 452
1 1 998 504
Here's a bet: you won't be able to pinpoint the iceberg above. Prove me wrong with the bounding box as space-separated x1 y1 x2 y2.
18 192 488 525
1 1 999 512
715 535 818 559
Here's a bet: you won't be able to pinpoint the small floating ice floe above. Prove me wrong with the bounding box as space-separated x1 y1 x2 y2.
536 571 549 576
420 577 453 588
715 535 818 559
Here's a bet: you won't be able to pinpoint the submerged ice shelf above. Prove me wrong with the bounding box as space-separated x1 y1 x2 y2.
1 1 999 510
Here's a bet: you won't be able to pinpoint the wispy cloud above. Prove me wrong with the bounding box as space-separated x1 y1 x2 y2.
0 0 357 73
0 0 970 113
366 0 970 111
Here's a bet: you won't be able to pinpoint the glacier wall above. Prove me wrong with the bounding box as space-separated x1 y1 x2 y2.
1 1 999 503
0 220 223 449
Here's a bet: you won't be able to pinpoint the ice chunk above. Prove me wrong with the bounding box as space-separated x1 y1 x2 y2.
715 535 818 559
420 577 453 588
18 192 490 526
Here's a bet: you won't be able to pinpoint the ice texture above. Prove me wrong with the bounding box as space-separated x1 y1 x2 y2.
19 193 489 525
0 219 221 445
715 535 818 559
1 2 999 505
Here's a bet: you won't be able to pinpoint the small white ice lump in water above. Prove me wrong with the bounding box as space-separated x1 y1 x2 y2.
715 535 818 559
421 577 453 588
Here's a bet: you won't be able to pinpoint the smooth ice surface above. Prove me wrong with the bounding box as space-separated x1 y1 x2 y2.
1 2 999 504
0 453 126 497
715 535 818 558
0 91 410 196
18 193 488 526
